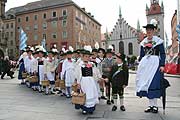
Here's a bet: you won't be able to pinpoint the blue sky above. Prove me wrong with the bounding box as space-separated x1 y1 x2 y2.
6 0 177 41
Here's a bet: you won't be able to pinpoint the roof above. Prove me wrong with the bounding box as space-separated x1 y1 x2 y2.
6 0 101 26
6 0 73 15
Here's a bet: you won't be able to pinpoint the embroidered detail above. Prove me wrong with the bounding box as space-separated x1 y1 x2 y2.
86 63 92 68
144 41 156 48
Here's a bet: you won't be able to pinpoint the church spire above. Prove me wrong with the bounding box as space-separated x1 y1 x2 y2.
119 5 122 18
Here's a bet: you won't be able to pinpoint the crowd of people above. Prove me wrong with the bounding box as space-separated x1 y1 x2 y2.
14 23 166 115
17 43 129 115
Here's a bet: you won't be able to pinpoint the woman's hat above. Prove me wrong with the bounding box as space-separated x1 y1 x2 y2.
98 48 105 54
143 24 157 29
82 50 93 55
116 53 126 61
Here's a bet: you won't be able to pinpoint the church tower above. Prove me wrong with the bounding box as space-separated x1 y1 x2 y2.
0 0 7 19
146 0 164 39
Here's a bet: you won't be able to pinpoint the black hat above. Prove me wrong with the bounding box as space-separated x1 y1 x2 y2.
73 50 80 54
82 50 93 55
143 24 157 29
98 48 105 54
47 50 55 55
116 53 126 61
106 49 114 54
92 48 98 53
66 51 73 55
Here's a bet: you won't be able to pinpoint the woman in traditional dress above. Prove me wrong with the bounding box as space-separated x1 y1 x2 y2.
44 50 56 95
37 46 46 92
136 24 166 113
75 50 99 115
61 50 76 98
17 50 27 84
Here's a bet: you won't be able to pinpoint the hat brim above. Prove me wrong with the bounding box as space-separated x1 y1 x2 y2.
143 24 157 29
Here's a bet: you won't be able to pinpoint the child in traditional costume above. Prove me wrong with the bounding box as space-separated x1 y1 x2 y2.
74 49 99 115
110 53 129 111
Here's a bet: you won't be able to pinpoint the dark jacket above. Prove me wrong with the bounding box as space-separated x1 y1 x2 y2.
2 59 11 72
110 63 129 89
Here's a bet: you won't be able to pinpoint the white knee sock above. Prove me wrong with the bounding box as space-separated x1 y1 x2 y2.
153 98 158 107
46 86 49 93
149 99 154 106
114 99 118 106
51 85 55 92
120 98 124 106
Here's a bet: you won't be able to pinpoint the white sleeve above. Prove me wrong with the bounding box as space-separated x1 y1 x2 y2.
74 64 82 84
61 60 66 80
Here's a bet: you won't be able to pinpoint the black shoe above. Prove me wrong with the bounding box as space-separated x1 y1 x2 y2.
120 105 126 111
107 100 111 105
82 110 87 115
57 90 62 94
112 105 117 111
66 95 71 98
89 111 93 114
101 96 107 100
152 106 158 113
50 91 55 95
20 82 25 85
144 106 153 113
11 76 15 79
1 77 4 79
111 100 114 104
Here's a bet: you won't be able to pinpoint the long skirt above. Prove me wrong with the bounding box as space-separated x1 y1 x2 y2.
18 62 25 80
136 55 162 99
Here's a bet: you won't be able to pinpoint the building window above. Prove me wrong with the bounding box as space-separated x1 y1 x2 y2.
6 23 9 29
26 26 30 30
120 34 122 39
34 24 38 30
43 13 47 19
10 40 13 45
62 31 67 39
10 32 13 37
6 32 9 38
76 10 78 17
18 18 21 23
112 44 115 51
119 41 124 53
34 15 38 20
11 23 13 28
62 9 67 16
9 49 13 56
62 20 67 27
34 34 38 40
51 21 57 28
26 16 29 22
128 43 133 55
52 11 57 17
52 33 57 39
43 33 46 39
42 23 47 29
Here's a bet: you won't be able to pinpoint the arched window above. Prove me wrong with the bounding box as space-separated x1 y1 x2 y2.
112 44 115 51
119 41 124 53
128 43 133 55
